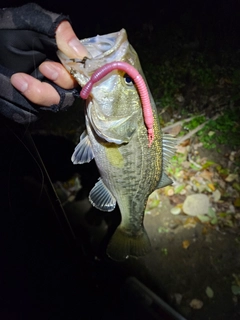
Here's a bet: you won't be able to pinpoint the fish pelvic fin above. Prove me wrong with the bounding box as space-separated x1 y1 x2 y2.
106 226 151 261
71 130 94 164
89 178 116 212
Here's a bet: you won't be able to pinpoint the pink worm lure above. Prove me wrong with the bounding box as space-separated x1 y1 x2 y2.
80 61 154 147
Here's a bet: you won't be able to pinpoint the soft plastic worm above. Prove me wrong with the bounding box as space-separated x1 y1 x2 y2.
80 61 154 146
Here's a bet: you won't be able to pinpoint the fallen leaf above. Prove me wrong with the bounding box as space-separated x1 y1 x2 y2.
184 217 198 229
147 198 160 210
233 182 240 192
208 131 215 137
176 145 188 154
169 194 185 205
231 285 240 295
182 161 191 169
190 299 203 309
234 198 240 207
235 213 240 220
201 160 216 170
168 124 182 136
158 227 169 233
197 214 210 223
175 94 185 103
180 139 190 147
174 184 185 194
212 189 221 202
229 153 235 163
182 240 190 249
202 226 209 234
207 183 215 191
180 188 187 195
200 170 214 180
211 217 218 225
225 174 238 182
224 219 234 228
171 206 181 215
167 188 174 196
161 248 168 255
217 166 229 179
232 274 240 286
174 293 183 305
206 286 214 298
207 207 217 219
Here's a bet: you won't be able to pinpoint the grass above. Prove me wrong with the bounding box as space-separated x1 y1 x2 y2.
178 111 240 151
197 110 240 150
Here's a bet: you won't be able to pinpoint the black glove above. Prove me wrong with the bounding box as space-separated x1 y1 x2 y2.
0 3 79 124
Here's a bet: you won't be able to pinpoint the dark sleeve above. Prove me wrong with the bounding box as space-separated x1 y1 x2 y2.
0 3 79 124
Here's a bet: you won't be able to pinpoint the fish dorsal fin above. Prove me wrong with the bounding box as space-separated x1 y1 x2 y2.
89 178 116 212
157 172 173 188
71 130 94 164
162 134 177 170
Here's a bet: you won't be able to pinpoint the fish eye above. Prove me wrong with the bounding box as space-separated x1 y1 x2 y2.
123 73 134 86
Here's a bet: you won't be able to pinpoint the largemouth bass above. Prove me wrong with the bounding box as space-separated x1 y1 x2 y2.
58 29 175 261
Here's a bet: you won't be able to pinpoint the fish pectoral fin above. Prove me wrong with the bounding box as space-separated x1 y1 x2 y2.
89 178 116 212
71 130 94 164
106 226 151 261
157 172 173 189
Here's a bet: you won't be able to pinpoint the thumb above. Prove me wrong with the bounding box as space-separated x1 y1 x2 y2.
55 21 89 59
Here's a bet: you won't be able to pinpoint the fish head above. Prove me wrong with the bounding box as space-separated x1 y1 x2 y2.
58 29 145 144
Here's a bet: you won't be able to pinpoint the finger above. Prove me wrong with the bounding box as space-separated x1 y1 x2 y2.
39 61 77 89
56 21 89 59
11 73 60 106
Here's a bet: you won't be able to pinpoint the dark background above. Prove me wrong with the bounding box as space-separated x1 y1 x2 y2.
3 0 240 50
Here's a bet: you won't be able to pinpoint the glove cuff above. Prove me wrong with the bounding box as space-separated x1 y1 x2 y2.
0 3 71 36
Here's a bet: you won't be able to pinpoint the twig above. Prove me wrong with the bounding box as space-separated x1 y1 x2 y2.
178 114 220 144
188 155 202 169
177 122 207 144
163 114 220 144
162 116 199 133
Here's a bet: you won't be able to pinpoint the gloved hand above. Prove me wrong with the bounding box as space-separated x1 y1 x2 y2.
0 3 87 124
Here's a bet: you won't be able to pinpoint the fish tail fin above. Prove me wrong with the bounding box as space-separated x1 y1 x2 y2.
106 226 151 261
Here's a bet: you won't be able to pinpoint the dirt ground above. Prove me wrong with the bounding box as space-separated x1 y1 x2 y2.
136 197 240 320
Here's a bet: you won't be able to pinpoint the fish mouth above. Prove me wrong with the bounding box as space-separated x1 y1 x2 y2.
58 29 139 88
80 29 128 61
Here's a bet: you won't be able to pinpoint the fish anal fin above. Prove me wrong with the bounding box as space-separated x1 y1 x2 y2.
157 172 173 189
71 130 94 164
89 178 116 212
106 226 151 261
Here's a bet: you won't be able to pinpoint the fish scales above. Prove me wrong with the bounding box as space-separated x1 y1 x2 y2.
87 109 162 260
58 29 175 261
